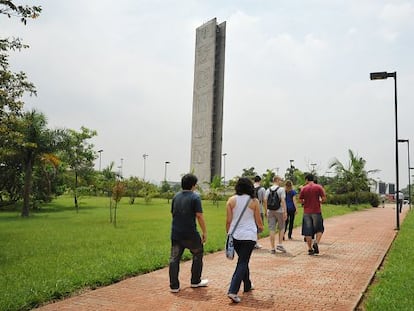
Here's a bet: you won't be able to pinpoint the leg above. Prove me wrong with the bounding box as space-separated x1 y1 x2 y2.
169 240 185 290
267 211 276 252
284 213 289 237
313 213 324 243
185 236 204 285
228 239 255 295
276 213 286 252
288 211 295 238
312 214 324 254
302 214 315 254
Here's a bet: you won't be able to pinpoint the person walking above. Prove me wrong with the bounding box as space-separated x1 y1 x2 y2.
169 174 208 293
264 176 287 254
253 175 266 249
299 173 326 255
226 177 264 303
284 180 298 240
397 191 404 213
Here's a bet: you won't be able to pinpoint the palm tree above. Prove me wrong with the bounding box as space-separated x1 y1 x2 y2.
329 149 379 202
19 110 63 216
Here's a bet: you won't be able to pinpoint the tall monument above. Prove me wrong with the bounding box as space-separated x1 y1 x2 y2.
190 18 226 186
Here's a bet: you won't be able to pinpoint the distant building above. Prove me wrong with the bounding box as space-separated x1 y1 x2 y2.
190 18 226 186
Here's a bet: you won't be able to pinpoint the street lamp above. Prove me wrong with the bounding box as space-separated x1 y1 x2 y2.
398 139 411 211
370 71 399 229
311 163 317 173
222 153 227 186
143 154 148 181
164 161 170 182
289 159 294 168
97 149 103 171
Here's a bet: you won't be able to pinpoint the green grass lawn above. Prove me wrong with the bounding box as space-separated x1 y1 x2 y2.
0 196 371 310
362 210 414 311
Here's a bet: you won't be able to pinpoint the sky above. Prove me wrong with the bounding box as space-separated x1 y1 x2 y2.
2 0 414 188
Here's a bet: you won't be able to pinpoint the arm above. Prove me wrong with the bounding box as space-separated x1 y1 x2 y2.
196 212 207 244
263 191 268 217
253 199 264 233
293 193 299 214
320 187 327 204
281 197 287 220
226 196 236 233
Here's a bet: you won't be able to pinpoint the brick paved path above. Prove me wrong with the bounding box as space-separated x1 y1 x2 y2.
37 205 408 311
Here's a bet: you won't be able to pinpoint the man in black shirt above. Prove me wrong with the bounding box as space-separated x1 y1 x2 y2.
169 174 208 293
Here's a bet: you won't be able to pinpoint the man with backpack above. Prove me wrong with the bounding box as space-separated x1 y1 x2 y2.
264 176 287 253
253 175 266 249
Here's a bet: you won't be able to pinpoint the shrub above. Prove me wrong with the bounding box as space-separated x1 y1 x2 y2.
327 191 379 207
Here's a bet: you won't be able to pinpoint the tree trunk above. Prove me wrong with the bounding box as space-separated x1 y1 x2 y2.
21 156 33 217
74 170 79 212
113 202 117 227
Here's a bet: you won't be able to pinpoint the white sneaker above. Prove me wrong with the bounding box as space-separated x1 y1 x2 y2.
170 288 180 293
191 279 209 288
228 293 241 303
276 244 287 253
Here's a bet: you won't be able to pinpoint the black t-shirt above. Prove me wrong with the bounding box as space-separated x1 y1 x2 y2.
171 190 203 240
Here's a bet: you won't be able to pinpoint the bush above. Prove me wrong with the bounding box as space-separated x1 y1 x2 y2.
327 191 379 207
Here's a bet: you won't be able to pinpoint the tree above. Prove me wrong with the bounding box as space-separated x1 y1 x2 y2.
1 1 41 141
329 149 378 202
125 177 142 204
205 175 224 207
0 1 41 208
18 110 65 216
0 1 41 25
61 127 97 212
241 167 257 179
112 181 125 227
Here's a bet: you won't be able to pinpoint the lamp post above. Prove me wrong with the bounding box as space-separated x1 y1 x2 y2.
97 149 103 171
164 161 170 182
143 154 148 181
370 71 399 229
311 163 317 173
398 139 411 211
222 153 227 186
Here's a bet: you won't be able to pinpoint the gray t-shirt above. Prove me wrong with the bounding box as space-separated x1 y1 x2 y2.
254 184 266 213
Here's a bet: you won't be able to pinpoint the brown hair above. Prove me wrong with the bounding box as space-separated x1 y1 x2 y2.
285 180 293 191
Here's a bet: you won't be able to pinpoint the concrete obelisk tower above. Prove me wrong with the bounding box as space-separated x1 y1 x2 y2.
190 18 226 186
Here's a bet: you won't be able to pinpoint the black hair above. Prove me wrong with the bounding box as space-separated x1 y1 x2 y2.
305 173 314 182
235 177 254 198
181 174 198 190
254 175 261 182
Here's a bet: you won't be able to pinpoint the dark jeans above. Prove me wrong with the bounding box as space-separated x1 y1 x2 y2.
284 210 295 238
228 239 256 295
398 199 403 213
169 235 203 290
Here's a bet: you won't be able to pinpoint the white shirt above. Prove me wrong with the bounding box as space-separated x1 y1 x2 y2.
228 194 257 241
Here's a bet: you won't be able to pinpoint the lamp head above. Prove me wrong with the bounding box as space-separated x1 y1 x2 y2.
370 71 396 80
